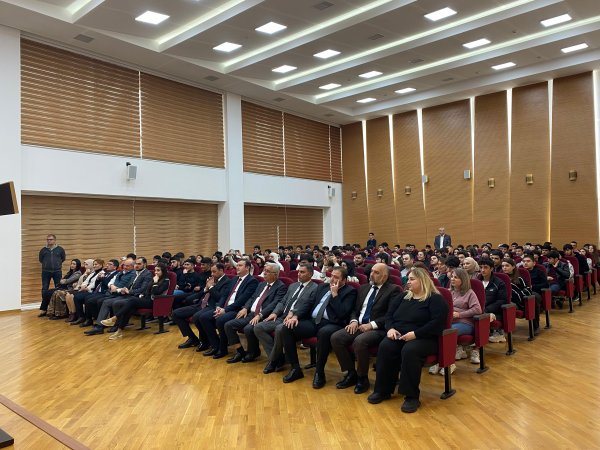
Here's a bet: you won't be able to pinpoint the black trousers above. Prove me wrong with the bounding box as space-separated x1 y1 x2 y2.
116 297 153 329
84 293 108 320
172 304 207 343
224 315 261 355
280 319 342 374
41 270 61 307
373 337 437 400
198 309 237 353
330 328 386 377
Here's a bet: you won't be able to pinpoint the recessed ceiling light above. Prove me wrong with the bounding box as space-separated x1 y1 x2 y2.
135 11 169 25
357 98 376 103
424 7 457 22
213 42 242 52
359 70 382 79
319 83 341 90
313 49 341 59
561 43 588 53
395 87 416 94
272 65 297 73
492 62 516 70
540 14 571 27
463 38 491 49
255 22 287 34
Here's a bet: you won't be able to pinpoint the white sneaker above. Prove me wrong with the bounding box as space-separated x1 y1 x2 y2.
489 330 507 343
439 364 456 376
470 349 480 364
101 316 117 327
108 329 123 340
428 364 439 375
455 346 468 360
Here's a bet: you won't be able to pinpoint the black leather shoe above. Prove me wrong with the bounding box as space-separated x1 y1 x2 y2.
226 350 245 364
400 397 421 413
212 351 228 359
263 361 277 374
79 319 93 328
196 343 210 352
312 372 326 389
367 392 391 404
354 376 370 394
108 325 118 333
336 371 358 389
178 338 199 349
242 352 260 363
203 348 217 357
84 327 104 336
283 368 304 383
70 317 85 326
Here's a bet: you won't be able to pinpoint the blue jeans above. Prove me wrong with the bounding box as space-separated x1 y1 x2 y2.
452 322 474 336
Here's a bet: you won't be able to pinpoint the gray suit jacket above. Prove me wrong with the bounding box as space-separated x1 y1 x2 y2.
272 281 318 318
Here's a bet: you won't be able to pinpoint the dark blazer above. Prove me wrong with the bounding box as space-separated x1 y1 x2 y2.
243 279 287 318
275 281 319 317
351 280 401 329
206 275 234 309
434 234 452 250
299 282 357 325
95 270 118 293
221 275 259 312
129 269 153 297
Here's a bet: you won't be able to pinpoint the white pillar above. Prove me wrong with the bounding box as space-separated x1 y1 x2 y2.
218 93 245 252
0 26 21 311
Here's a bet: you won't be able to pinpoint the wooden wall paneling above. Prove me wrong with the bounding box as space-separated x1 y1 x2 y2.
21 40 140 157
422 100 473 246
510 83 550 244
284 207 324 248
392 111 427 247
134 200 218 260
284 114 331 181
21 195 134 304
244 205 286 254
341 122 369 245
242 101 284 176
366 117 397 245
551 73 598 246
140 73 224 168
330 126 343 183
473 92 510 245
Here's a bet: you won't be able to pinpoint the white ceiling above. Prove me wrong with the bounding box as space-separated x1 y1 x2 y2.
1 0 600 124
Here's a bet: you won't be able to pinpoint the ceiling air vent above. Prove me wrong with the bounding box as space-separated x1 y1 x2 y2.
273 97 285 102
74 34 94 43
204 75 219 81
442 77 455 82
409 58 424 64
314 1 334 11
368 33 384 40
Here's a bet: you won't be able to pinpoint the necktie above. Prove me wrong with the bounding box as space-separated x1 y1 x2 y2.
313 291 332 324
255 284 272 314
223 277 242 307
361 286 379 324
286 284 304 314
200 292 210 309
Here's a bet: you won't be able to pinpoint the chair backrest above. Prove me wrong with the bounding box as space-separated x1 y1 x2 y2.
280 260 290 273
147 264 156 272
389 275 402 286
356 273 368 285
535 263 547 276
518 267 532 287
166 271 177 295
288 270 298 281
388 267 401 277
279 277 294 287
494 272 512 304
470 278 486 310
194 264 204 273
432 277 441 287
438 287 454 329
254 275 264 282
563 255 579 276
355 266 365 275
347 281 361 290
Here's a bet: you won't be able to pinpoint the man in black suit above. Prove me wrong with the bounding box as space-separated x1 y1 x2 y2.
255 263 319 373
79 259 120 327
433 227 452 250
172 263 232 351
223 263 288 363
331 263 402 394
280 266 357 388
198 259 258 359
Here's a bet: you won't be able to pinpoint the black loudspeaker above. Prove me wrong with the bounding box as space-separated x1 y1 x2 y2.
0 182 18 216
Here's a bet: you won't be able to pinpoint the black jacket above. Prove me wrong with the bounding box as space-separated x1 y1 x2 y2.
221 275 259 312
205 276 234 309
299 282 357 326
177 271 202 293
39 246 66 272
478 274 507 317
385 292 447 340
351 281 401 329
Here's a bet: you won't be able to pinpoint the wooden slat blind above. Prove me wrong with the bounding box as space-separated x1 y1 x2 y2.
284 113 332 181
21 195 134 304
21 40 140 157
330 126 343 182
134 200 218 259
242 101 284 176
284 207 324 248
140 73 224 167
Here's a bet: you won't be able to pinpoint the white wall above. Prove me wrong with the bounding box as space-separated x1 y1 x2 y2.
0 25 21 311
0 28 344 311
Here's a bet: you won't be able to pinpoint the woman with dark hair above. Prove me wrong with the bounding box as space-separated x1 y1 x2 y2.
367 267 447 413
107 262 170 340
502 258 540 333
47 259 82 319
340 260 359 283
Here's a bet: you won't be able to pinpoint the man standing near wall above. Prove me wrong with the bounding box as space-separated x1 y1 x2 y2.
38 234 65 309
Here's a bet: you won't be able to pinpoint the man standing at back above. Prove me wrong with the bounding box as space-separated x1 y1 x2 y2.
434 227 451 250
38 234 65 310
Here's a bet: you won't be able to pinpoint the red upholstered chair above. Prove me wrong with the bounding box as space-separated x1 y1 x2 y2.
496 272 536 342
279 277 295 287
520 266 551 329
254 275 264 282
563 255 584 307
356 273 368 285
546 260 576 313
387 267 401 278
287 270 298 281
347 281 361 290
389 275 403 287
281 260 290 273
456 279 490 374
488 274 517 355
194 264 203 273
147 264 155 272
592 268 598 295
313 278 323 285
137 271 176 334
355 267 365 275
432 277 441 287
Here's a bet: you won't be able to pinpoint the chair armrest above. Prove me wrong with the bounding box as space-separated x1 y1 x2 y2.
501 303 517 333
523 295 535 320
473 313 490 346
575 274 584 292
438 328 458 367
566 278 575 298
540 288 552 311
152 295 174 317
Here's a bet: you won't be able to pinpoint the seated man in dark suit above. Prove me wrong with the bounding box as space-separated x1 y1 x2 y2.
198 260 258 359
223 263 288 363
255 263 319 374
172 263 232 350
330 263 402 394
279 266 357 388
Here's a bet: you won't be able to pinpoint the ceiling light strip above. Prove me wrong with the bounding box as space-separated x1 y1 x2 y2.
314 15 600 101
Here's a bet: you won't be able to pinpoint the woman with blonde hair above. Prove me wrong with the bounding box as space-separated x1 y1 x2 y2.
367 267 448 413
462 257 480 279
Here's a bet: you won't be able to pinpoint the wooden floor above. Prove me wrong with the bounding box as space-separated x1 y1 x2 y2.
1 295 600 450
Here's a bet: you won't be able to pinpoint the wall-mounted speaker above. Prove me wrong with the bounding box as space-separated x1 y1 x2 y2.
126 164 137 181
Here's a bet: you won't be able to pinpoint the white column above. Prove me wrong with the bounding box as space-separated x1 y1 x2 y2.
219 93 245 252
0 26 21 311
